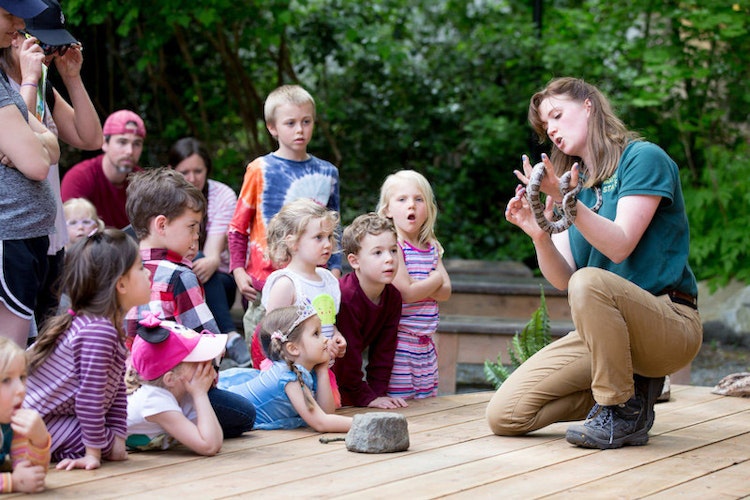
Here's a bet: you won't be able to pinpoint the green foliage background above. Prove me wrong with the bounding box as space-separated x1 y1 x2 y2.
59 0 750 284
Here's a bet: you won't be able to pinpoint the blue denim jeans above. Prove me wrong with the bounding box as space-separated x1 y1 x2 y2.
195 252 238 334
208 386 256 437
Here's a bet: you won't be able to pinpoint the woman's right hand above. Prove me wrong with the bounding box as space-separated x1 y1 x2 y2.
505 184 547 240
18 36 45 84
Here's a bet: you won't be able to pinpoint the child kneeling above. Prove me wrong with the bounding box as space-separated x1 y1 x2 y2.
127 319 227 456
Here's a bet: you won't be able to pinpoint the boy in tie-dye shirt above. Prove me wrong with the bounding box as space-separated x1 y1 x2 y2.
228 85 341 340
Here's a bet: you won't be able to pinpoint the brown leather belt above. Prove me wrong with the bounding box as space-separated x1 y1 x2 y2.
661 289 698 309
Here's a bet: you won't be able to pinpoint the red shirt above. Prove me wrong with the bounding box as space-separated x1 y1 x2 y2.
61 154 142 229
332 272 402 407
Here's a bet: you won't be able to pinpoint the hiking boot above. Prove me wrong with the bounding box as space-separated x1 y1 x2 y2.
565 396 649 449
225 335 252 368
634 374 665 432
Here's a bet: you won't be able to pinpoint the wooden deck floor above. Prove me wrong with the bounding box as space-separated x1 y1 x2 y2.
14 385 750 499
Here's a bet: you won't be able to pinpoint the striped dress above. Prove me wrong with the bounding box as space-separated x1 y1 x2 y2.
387 240 440 399
24 315 128 462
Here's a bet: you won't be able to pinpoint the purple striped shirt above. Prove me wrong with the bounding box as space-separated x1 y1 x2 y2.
24 315 128 451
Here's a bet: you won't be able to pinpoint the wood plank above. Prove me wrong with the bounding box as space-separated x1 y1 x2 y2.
8 387 749 499
553 432 750 498
645 455 750 499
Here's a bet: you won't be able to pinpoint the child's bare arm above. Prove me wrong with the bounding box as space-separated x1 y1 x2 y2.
149 361 223 456
312 363 336 413
390 247 443 303
285 382 352 433
264 276 296 311
431 257 452 302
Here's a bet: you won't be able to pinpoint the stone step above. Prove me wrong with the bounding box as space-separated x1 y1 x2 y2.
435 314 570 395
435 314 691 394
441 273 571 320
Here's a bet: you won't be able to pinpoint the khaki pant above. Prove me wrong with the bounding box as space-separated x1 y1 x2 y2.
486 267 702 436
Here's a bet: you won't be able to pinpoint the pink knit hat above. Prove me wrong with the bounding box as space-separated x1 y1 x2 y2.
103 110 146 138
131 318 227 380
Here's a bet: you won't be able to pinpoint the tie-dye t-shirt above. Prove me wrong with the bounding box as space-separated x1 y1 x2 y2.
228 153 341 289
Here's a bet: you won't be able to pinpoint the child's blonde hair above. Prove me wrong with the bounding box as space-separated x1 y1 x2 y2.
259 306 318 410
0 337 26 376
266 198 339 267
376 170 442 254
63 197 105 233
264 84 316 125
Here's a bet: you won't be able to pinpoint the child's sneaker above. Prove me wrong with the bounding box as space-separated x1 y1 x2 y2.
225 335 252 368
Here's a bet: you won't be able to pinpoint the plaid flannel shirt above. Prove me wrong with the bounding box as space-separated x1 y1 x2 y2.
124 248 219 349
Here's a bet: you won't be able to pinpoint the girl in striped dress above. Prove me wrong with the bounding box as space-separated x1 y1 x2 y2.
24 230 151 470
377 170 452 399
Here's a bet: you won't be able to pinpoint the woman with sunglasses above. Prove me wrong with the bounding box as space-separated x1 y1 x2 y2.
0 0 101 330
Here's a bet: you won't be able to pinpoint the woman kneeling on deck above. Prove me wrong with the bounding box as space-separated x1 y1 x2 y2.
487 77 702 449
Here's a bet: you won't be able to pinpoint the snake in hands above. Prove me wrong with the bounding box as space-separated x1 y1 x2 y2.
526 162 602 234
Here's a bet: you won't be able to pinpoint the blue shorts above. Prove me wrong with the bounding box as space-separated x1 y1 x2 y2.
0 237 49 320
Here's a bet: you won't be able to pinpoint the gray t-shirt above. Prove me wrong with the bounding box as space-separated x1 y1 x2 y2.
0 73 55 240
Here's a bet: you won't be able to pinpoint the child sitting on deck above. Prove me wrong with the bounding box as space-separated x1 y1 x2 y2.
25 230 150 470
126 318 226 456
0 338 50 493
123 168 256 439
219 305 352 432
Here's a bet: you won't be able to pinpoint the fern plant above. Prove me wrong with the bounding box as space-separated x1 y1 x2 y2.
483 286 552 389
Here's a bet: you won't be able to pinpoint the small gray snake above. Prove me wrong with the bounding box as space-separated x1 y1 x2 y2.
526 162 602 234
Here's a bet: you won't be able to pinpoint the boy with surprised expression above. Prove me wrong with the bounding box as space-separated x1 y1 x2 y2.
332 213 408 409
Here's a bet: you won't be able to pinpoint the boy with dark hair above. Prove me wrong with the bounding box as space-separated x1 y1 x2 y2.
332 213 407 409
124 167 255 438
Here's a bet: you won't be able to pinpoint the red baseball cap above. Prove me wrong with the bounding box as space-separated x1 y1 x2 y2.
131 320 227 380
103 110 146 138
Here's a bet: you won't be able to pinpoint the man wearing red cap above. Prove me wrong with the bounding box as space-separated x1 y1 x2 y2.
61 109 146 228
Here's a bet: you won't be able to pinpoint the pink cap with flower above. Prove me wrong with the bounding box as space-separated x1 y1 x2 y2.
131 318 227 380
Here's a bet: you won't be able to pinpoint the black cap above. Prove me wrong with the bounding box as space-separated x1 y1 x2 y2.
0 0 47 18
24 0 78 46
